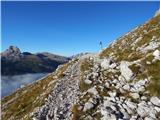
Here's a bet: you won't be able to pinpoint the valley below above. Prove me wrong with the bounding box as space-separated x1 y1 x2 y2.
1 73 48 97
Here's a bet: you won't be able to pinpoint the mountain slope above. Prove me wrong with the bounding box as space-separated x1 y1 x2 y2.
1 46 70 75
1 15 160 120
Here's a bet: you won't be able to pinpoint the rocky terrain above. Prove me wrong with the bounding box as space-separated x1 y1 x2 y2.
1 12 160 120
1 46 69 75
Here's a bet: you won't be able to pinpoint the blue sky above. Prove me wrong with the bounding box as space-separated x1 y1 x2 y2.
2 1 159 56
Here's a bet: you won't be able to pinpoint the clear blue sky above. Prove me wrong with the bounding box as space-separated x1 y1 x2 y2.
2 1 159 56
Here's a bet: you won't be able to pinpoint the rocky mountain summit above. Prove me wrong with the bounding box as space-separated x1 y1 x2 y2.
1 14 160 120
1 46 69 75
1 46 22 61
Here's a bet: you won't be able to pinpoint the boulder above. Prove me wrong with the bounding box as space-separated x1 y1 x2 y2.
109 63 117 69
130 93 140 99
108 91 117 97
150 97 160 107
141 96 147 101
84 79 92 84
137 105 150 117
87 87 98 95
83 102 94 112
153 49 160 59
123 84 130 91
105 82 110 88
101 58 112 70
120 61 133 81
126 100 137 110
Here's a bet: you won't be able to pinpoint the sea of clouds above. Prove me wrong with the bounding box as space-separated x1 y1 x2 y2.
1 73 48 97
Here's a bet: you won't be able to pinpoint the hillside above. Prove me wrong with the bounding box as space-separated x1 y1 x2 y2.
1 14 160 120
1 46 70 75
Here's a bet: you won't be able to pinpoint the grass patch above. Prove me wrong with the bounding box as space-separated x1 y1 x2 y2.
80 59 94 91
146 60 160 96
80 58 93 73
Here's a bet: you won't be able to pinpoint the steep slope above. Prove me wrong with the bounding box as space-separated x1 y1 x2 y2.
1 46 70 75
1 15 160 120
71 14 160 120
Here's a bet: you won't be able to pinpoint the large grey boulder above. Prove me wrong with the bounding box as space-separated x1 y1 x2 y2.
101 58 112 70
120 61 133 81
150 97 160 107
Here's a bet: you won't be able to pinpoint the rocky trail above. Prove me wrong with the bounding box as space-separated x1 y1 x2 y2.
32 54 95 120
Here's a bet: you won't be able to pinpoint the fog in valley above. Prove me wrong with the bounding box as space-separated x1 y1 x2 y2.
1 73 48 97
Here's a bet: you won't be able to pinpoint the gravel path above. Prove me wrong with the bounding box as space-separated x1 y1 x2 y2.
33 60 82 120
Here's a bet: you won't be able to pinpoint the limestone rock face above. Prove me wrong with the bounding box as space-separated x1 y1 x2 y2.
155 8 160 17
153 49 160 60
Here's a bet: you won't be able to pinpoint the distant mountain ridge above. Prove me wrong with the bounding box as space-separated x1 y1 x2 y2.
1 46 70 75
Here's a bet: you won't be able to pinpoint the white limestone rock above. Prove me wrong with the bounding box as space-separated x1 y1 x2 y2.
150 97 160 107
137 79 147 86
126 100 137 110
153 49 160 60
123 84 130 91
155 106 160 112
146 61 151 65
103 100 116 107
141 96 147 101
84 79 92 84
109 63 117 69
137 86 145 92
138 39 160 53
148 108 157 119
144 117 155 120
101 58 111 70
137 105 150 117
120 61 133 81
105 82 110 88
83 102 94 112
87 87 98 95
108 91 117 97
130 93 140 99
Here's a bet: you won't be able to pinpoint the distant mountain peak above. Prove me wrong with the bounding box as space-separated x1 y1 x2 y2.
2 46 22 61
1 46 69 75
5 45 21 54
